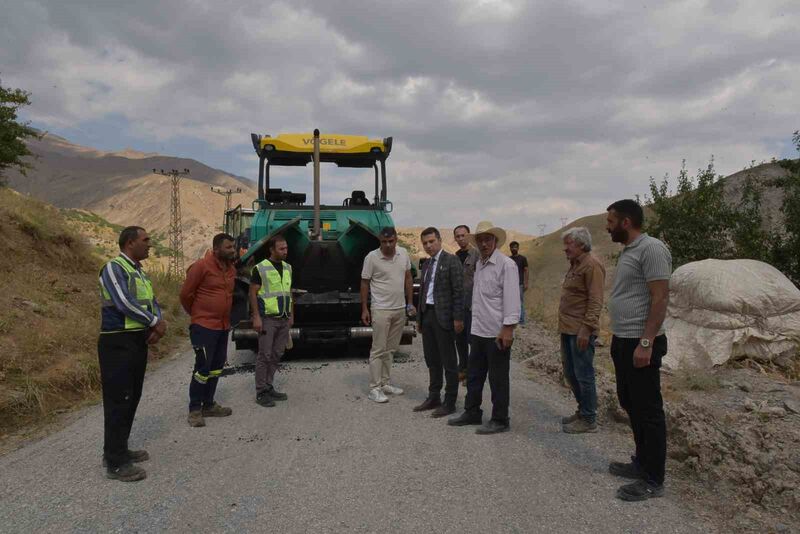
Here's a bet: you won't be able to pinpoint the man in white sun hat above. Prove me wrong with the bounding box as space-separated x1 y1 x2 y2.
448 221 520 434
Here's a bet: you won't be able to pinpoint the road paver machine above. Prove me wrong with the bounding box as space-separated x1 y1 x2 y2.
227 130 416 355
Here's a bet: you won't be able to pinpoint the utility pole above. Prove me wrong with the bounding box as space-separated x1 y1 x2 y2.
560 217 568 228
154 168 190 279
537 223 547 236
211 186 242 213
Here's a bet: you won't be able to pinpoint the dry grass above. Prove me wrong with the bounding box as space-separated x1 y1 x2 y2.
0 188 188 440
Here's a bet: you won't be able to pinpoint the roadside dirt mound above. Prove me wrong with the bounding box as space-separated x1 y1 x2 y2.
667 370 800 530
513 322 800 533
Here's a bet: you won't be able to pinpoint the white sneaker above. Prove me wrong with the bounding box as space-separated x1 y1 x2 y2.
368 387 389 403
382 384 404 395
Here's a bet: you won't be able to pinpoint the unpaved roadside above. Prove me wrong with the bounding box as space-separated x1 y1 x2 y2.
513 321 800 534
0 335 720 533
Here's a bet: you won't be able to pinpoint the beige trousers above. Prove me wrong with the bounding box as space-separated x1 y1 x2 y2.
369 308 406 389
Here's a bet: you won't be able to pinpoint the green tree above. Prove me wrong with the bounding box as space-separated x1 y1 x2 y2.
645 132 800 287
645 159 735 267
730 170 772 262
773 133 800 285
0 79 39 185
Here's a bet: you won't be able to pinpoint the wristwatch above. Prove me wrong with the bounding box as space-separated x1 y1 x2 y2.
639 338 652 349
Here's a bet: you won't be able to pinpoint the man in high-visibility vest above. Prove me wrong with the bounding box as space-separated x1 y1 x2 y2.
249 234 293 407
98 226 166 482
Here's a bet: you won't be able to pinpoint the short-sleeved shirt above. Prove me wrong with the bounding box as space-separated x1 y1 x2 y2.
510 254 528 285
361 246 411 310
608 233 672 338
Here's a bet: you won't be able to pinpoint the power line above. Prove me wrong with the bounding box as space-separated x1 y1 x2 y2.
154 168 190 279
560 217 568 228
537 223 547 236
211 186 242 213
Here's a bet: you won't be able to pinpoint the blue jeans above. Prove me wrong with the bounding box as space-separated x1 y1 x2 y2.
560 333 597 423
519 285 526 324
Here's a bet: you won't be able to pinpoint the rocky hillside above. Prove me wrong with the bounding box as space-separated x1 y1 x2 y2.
4 133 256 260
721 161 795 232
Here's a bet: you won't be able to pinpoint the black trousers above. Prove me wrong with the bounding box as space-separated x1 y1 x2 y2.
454 307 471 372
97 330 148 469
421 308 459 406
188 324 229 410
611 335 668 485
464 335 511 424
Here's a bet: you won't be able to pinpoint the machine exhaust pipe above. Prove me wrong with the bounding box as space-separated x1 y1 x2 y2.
232 325 416 342
233 328 301 342
312 128 321 240
348 325 416 339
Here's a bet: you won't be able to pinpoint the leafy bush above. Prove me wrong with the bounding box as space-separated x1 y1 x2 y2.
0 79 39 184
645 133 800 286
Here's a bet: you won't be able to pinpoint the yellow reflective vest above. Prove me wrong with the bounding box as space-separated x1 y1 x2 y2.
99 255 156 331
256 259 292 318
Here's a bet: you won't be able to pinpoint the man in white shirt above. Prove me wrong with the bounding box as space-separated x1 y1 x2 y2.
361 227 416 403
449 221 520 434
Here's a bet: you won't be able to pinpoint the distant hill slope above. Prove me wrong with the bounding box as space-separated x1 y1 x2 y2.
519 159 799 335
720 161 794 231
5 133 256 259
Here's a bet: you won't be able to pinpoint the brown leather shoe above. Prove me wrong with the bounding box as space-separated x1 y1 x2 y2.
430 405 456 418
413 397 441 412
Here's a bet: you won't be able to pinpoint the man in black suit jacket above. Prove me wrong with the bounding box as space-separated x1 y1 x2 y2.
414 227 464 417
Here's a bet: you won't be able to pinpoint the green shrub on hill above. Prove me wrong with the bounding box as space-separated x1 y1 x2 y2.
645 132 800 286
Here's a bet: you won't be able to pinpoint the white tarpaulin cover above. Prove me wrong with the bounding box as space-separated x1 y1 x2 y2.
663 259 800 369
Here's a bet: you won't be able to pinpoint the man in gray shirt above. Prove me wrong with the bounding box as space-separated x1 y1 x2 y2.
605 199 672 502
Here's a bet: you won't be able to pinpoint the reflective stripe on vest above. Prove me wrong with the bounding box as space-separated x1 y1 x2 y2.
99 256 155 331
256 260 292 317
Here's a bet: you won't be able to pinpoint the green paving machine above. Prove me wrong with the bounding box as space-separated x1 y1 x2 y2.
228 129 416 355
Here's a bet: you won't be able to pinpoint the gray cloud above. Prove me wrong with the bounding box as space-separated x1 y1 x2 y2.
1 0 798 234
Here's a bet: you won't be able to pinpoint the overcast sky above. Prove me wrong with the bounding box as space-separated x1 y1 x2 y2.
2 0 798 234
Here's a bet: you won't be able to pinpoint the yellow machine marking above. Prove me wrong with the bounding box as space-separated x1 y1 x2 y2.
260 133 385 154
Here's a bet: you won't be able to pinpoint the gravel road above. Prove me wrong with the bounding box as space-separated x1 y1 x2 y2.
0 336 717 533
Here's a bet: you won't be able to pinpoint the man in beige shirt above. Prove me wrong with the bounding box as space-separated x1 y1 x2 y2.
558 227 606 434
361 227 416 403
